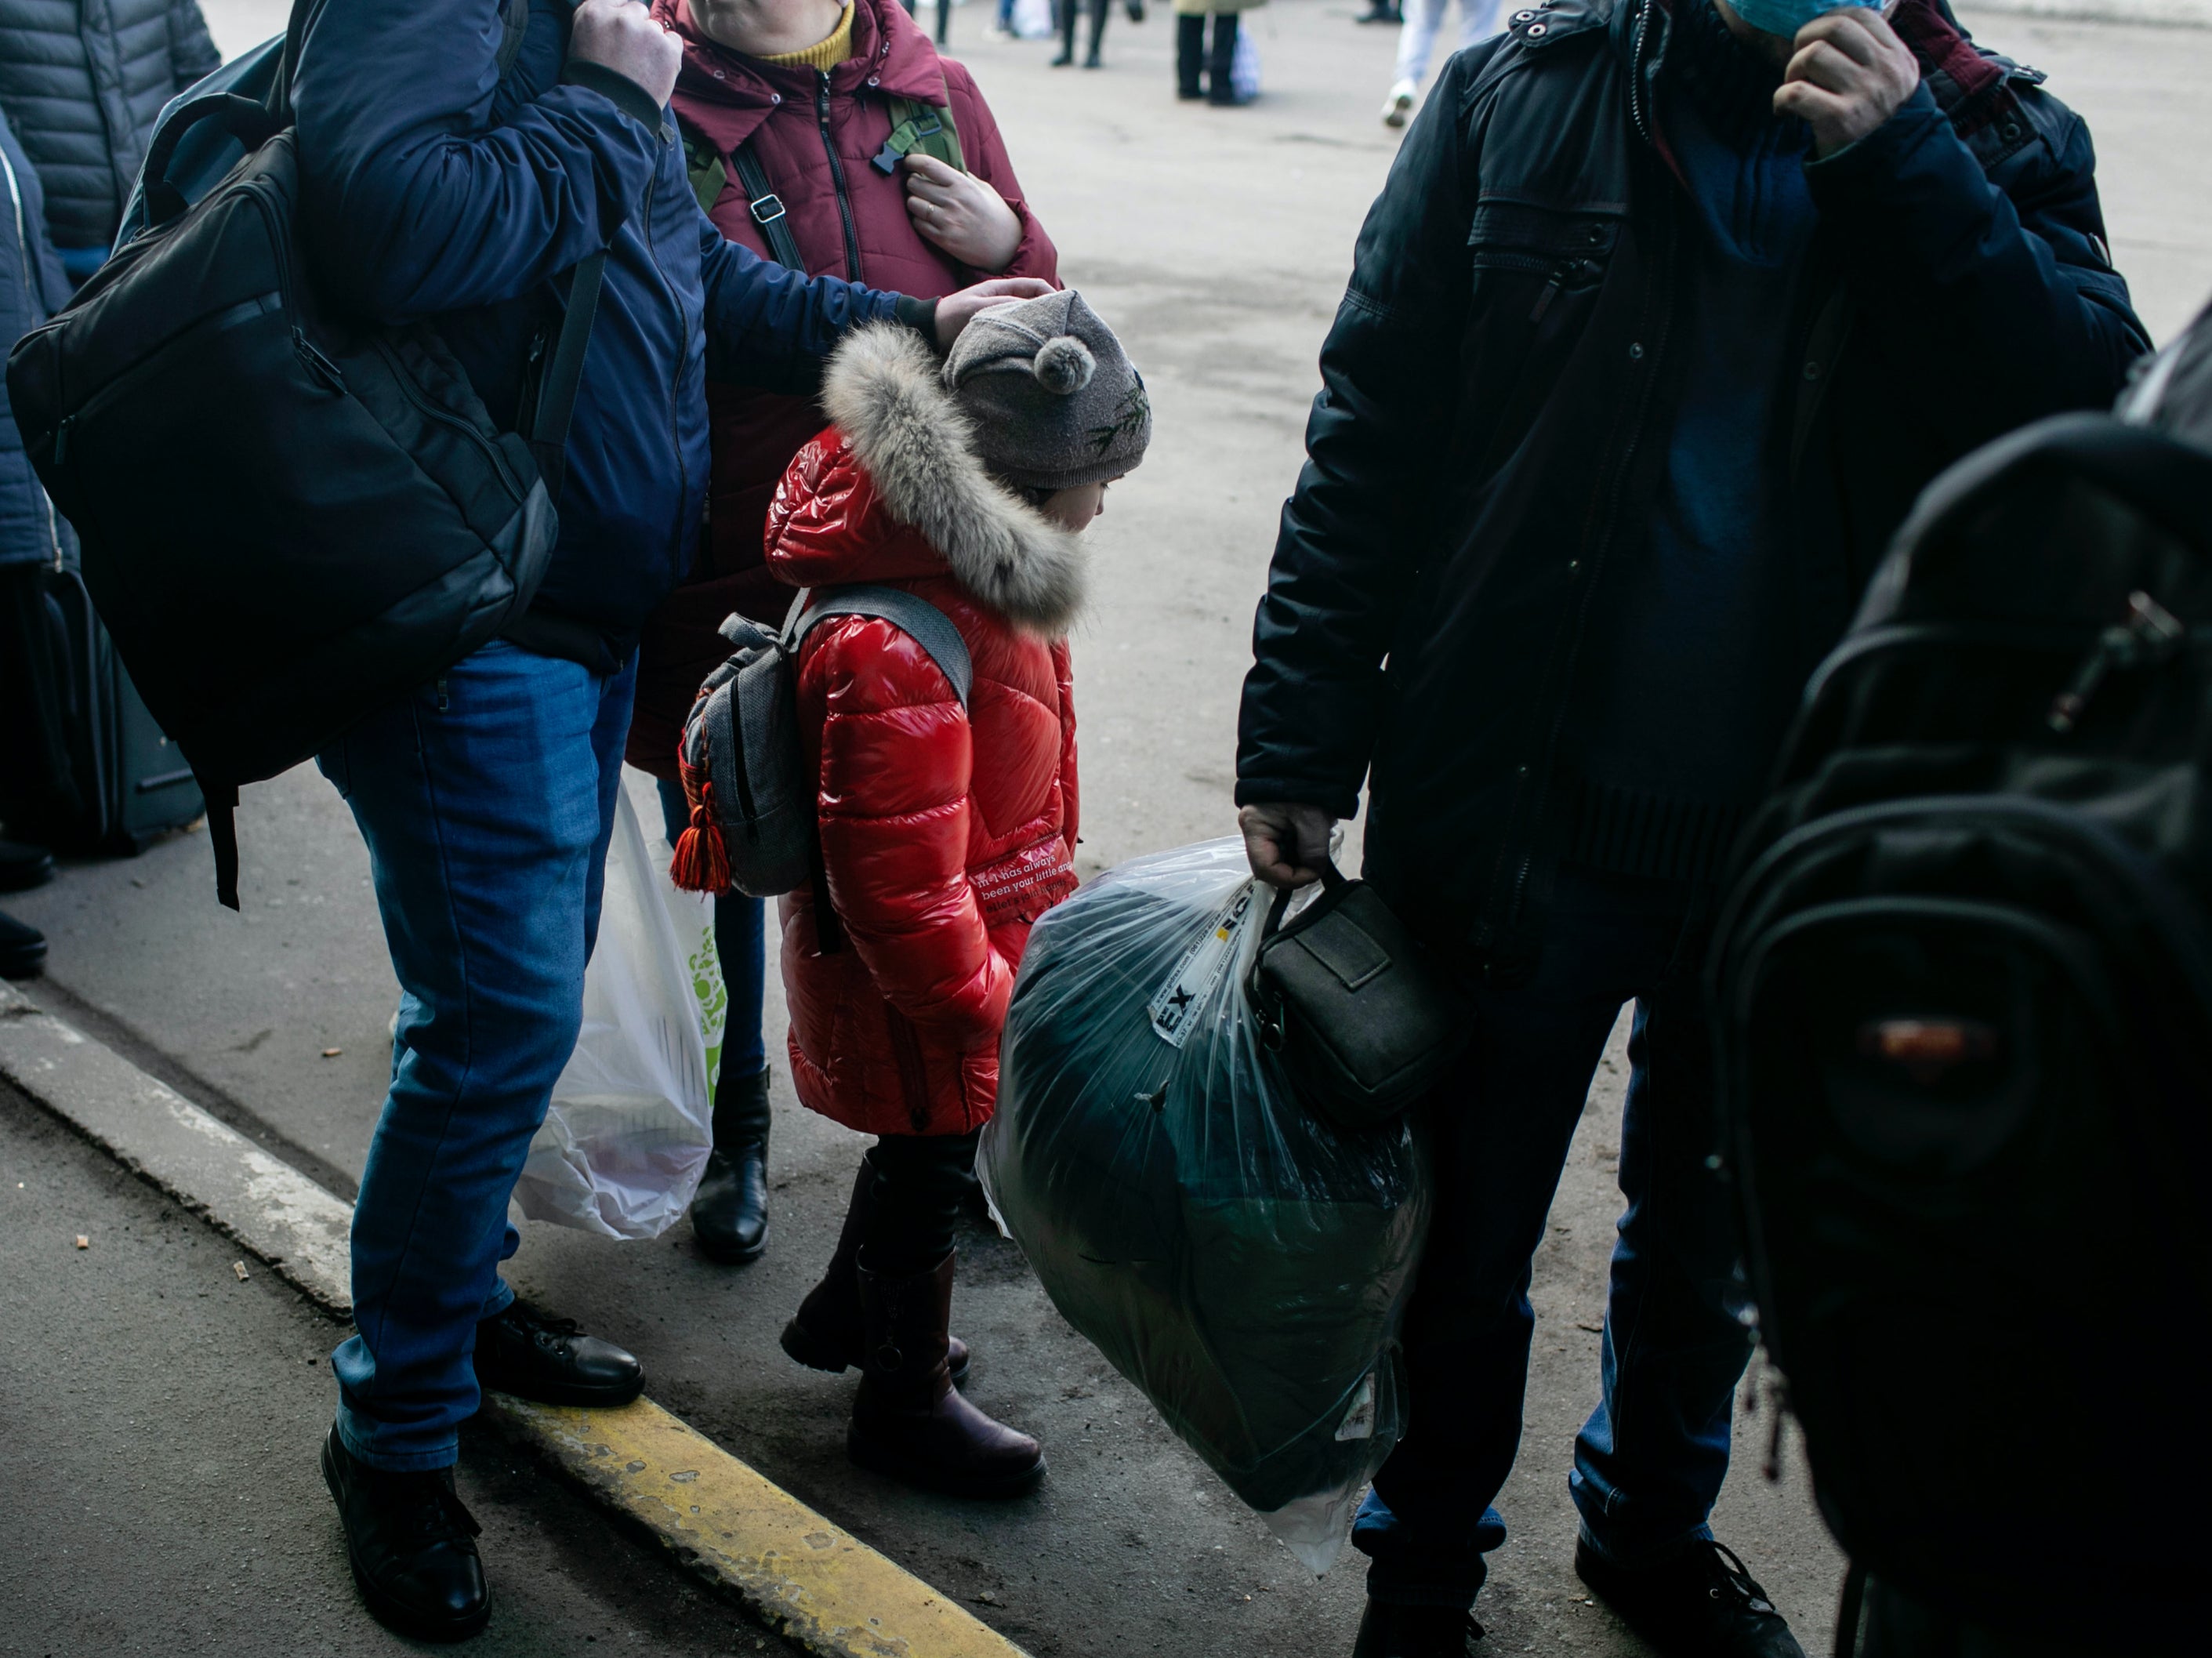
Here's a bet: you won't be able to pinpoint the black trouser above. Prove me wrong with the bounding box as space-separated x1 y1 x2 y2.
1175 12 1239 100
1060 0 1108 61
859 1128 983 1278
901 0 951 45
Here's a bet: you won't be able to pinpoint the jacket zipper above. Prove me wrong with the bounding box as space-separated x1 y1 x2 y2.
817 72 863 282
371 336 528 502
1483 176 1681 949
637 140 694 524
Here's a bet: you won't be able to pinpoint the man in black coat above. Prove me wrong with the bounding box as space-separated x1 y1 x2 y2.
0 0 222 283
1234 2 2145 1653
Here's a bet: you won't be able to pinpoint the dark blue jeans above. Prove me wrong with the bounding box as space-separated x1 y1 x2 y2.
318 641 635 1471
654 777 767 1083
1353 866 1755 1607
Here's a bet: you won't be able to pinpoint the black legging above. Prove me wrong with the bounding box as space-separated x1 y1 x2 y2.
1175 11 1238 101
1058 0 1108 63
0 565 81 842
859 1128 984 1279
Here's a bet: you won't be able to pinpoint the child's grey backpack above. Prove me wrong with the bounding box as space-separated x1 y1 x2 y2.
671 587 973 934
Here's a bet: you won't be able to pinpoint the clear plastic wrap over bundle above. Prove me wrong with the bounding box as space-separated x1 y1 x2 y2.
981 838 1431 1571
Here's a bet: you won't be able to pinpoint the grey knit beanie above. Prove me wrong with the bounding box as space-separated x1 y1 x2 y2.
941 290 1151 493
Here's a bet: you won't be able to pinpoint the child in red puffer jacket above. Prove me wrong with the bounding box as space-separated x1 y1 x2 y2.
768 292 1150 1498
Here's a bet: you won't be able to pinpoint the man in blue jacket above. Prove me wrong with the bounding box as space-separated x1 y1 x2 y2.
292 1 1045 1638
1235 1 2145 1654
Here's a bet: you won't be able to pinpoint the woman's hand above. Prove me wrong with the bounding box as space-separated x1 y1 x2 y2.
903 154 1024 274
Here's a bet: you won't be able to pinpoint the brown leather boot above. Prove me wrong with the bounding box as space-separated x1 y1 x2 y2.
781 1160 969 1385
847 1252 1043 1499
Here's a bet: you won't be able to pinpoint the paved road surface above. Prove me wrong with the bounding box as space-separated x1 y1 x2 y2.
11 3 2210 1654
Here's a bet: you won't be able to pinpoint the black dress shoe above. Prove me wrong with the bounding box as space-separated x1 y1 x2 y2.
472 1301 644 1409
691 1066 769 1263
1576 1536 1807 1658
0 910 46 980
1351 1600 1484 1656
321 1426 489 1642
0 839 53 894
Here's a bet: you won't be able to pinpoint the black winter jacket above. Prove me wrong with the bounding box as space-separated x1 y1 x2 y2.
0 0 221 252
1235 0 2147 981
2 106 68 568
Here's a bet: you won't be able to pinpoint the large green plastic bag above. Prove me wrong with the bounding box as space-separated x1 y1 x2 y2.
981 838 1431 1570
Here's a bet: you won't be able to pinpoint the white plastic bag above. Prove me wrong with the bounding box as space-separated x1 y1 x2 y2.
1012 0 1054 35
981 839 1431 1573
513 782 728 1239
1231 28 1261 102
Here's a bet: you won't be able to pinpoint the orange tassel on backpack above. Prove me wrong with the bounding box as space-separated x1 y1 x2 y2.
669 756 732 894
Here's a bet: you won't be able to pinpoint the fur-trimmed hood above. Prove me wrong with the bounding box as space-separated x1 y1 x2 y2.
807 323 1089 637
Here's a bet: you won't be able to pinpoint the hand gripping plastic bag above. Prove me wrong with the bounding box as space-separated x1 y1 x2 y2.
513 779 729 1239
980 838 1431 1572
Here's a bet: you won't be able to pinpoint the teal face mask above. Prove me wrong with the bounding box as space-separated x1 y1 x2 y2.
1724 0 1880 43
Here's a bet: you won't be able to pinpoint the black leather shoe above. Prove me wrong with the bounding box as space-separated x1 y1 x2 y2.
1576 1536 1806 1658
472 1301 644 1409
0 910 46 979
0 839 53 894
691 1066 769 1263
1351 1601 1484 1656
321 1426 489 1642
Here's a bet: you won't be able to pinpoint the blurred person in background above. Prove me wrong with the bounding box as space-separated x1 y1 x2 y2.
0 0 220 288
1382 0 1505 128
1177 0 1261 103
634 0 1057 1266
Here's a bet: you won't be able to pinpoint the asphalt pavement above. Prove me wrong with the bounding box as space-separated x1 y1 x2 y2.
9 2 2212 1655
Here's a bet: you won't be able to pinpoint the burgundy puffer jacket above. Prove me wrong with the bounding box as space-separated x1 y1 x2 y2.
771 325 1083 1140
629 0 1059 778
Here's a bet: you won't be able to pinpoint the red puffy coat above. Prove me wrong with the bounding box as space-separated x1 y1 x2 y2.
628 0 1059 780
771 325 1085 1139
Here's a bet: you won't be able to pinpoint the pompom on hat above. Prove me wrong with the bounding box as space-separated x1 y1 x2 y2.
940 289 1151 493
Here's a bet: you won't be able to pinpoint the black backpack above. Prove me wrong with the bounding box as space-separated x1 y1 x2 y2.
1708 385 2212 1648
3 0 599 907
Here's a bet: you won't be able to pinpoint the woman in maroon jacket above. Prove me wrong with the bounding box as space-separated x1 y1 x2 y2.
633 0 1058 1267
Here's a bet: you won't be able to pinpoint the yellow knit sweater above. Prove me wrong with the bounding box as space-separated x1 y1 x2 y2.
758 4 855 71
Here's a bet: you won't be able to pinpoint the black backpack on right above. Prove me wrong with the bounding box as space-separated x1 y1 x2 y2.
1710 323 2212 1651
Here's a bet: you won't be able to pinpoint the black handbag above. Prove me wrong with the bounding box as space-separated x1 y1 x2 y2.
1248 862 1470 1130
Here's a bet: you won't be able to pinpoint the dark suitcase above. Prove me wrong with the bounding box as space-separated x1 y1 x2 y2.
32 564 203 853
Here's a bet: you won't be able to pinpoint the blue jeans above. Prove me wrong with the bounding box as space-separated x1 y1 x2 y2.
319 641 636 1471
1353 867 1755 1607
654 777 767 1083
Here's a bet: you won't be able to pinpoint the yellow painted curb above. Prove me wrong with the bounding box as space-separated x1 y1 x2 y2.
488 1395 1031 1658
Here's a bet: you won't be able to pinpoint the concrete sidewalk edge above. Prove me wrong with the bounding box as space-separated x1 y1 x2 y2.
0 979 355 1315
0 977 1031 1658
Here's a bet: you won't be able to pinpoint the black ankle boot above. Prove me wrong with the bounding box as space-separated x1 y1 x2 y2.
472 1300 644 1409
0 909 45 980
1351 1601 1484 1656
691 1065 770 1263
781 1158 970 1386
1206 13 1243 104
847 1250 1043 1499
0 838 53 894
321 1426 489 1642
1175 13 1205 97
1576 1537 1807 1658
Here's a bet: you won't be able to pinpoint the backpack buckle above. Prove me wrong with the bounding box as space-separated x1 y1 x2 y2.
749 192 787 227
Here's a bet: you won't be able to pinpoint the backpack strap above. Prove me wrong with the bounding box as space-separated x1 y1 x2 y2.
871 73 965 176
525 250 606 502
792 583 974 707
728 141 807 271
784 584 974 953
